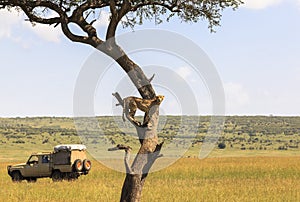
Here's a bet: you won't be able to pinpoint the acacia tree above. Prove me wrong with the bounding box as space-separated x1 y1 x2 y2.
0 0 242 201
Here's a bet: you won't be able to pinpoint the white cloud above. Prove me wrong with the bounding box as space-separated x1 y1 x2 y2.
176 66 192 80
22 22 62 43
0 9 22 39
242 0 283 9
21 9 62 43
0 10 62 44
94 11 110 28
0 9 62 43
224 82 250 113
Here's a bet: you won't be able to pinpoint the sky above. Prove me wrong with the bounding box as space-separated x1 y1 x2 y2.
0 0 300 117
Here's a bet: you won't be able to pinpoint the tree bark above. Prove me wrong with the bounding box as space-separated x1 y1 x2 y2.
105 44 163 202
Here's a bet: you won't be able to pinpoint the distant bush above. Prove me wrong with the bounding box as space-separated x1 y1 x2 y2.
13 140 25 144
278 146 288 150
218 142 226 149
42 139 49 144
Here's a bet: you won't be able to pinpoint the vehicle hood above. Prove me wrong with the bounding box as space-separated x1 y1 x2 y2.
9 163 27 168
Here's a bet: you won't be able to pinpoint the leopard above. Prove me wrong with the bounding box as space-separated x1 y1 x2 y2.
122 95 164 126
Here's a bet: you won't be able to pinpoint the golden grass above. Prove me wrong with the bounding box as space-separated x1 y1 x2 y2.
1 162 124 202
145 157 300 201
1 157 300 201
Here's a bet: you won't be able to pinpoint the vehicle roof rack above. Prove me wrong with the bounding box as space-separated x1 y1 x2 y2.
54 144 87 152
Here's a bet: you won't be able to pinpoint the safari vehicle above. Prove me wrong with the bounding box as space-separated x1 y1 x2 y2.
7 144 91 182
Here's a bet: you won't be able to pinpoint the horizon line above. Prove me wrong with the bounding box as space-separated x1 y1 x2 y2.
1 114 300 118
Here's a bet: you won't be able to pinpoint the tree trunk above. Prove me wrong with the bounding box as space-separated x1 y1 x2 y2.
102 43 163 202
120 106 163 202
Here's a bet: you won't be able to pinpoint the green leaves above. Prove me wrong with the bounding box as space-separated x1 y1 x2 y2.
48 1 243 29
121 0 244 31
0 0 243 38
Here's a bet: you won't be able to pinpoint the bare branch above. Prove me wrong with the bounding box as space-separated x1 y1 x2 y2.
108 144 132 151
112 92 124 107
90 19 97 25
148 74 155 83
108 144 133 174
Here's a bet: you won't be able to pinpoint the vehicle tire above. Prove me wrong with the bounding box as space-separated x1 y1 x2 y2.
52 170 62 182
83 159 92 171
11 171 23 182
67 172 79 181
26 178 37 183
74 159 83 172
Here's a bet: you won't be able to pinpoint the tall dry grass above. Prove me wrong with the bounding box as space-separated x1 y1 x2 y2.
1 157 300 201
145 157 300 201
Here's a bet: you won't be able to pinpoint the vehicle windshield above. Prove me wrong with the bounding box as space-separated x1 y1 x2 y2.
27 155 39 165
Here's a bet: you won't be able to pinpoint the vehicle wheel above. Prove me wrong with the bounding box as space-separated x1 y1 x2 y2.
83 159 92 171
67 173 79 181
26 178 37 183
74 159 83 172
52 170 62 182
11 171 23 182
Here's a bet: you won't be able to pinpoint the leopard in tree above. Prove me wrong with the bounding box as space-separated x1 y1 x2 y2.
122 95 164 127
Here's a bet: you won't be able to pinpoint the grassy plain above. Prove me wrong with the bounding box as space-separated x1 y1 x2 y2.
1 157 300 201
1 116 300 201
1 116 300 161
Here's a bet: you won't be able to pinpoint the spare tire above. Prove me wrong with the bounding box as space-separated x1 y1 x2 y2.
83 159 92 171
74 159 83 172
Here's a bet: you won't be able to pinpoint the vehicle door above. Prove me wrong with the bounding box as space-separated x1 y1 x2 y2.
23 155 40 177
39 155 51 176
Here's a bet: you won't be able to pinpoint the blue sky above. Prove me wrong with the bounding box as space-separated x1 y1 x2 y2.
0 0 300 117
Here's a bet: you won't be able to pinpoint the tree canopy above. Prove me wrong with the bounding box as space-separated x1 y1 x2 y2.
0 0 243 47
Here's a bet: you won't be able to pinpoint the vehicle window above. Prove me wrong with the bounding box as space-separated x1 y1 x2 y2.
42 155 49 163
28 155 39 166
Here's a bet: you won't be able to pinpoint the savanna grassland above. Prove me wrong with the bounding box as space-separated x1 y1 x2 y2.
1 116 300 201
1 157 300 201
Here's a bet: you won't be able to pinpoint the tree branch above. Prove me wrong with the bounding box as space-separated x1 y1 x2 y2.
108 144 133 174
112 92 124 107
131 0 180 12
106 0 130 40
69 2 105 47
148 74 155 83
1 1 87 44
